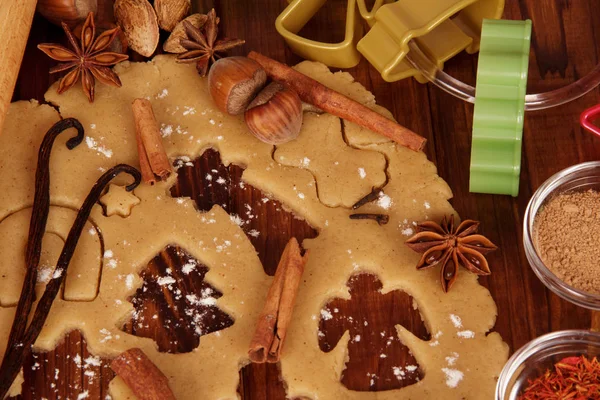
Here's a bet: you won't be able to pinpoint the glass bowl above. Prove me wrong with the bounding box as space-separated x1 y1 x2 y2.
496 329 600 399
405 39 600 111
523 161 600 310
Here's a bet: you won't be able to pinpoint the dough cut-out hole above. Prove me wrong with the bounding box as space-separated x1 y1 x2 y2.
121 245 234 354
171 149 318 275
318 273 430 392
238 363 287 399
17 330 115 400
171 150 305 394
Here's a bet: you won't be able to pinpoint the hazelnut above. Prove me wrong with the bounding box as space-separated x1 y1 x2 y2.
37 0 97 28
208 57 267 116
244 82 303 145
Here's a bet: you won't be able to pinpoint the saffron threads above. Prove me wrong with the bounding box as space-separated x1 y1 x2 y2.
518 355 600 400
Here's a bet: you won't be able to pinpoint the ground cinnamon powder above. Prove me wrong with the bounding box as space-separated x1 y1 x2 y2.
534 190 600 294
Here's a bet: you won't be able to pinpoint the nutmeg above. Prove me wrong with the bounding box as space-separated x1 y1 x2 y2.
244 82 303 145
37 0 97 28
208 57 267 116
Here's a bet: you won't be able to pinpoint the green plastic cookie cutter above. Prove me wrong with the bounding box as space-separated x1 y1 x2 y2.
469 19 532 197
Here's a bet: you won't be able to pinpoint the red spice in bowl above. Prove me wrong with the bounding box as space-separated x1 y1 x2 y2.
518 355 600 399
496 330 600 399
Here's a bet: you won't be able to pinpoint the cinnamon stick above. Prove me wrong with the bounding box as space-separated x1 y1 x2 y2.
111 348 176 400
132 98 172 183
247 51 427 152
249 238 309 363
134 117 156 185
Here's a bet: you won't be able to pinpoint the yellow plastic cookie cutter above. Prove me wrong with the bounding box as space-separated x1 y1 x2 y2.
357 0 392 27
275 0 366 68
357 0 505 82
275 0 504 80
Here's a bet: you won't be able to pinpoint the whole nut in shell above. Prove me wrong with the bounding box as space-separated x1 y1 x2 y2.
154 0 191 32
37 0 97 27
163 13 208 53
208 57 267 116
114 0 159 57
244 83 303 145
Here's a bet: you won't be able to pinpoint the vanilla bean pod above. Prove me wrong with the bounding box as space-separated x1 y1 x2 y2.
3 118 83 361
349 213 389 225
0 164 141 398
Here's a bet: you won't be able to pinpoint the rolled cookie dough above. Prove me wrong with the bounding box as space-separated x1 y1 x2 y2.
0 56 508 399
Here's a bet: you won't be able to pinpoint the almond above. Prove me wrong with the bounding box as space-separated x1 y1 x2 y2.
163 13 207 53
154 0 190 32
114 0 159 57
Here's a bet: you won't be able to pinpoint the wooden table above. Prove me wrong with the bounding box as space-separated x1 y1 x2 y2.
8 0 600 398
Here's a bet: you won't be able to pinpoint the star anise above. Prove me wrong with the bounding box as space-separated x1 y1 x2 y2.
405 215 497 293
176 9 245 76
38 12 129 102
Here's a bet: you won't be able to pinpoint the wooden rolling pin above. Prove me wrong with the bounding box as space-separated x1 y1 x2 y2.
0 0 38 136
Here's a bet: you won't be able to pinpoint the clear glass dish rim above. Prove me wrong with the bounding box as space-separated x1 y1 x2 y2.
523 161 600 309
495 329 600 399
405 39 600 111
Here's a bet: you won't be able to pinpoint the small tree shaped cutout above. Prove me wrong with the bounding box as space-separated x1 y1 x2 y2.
171 149 316 399
122 245 234 353
319 273 431 391
171 149 317 275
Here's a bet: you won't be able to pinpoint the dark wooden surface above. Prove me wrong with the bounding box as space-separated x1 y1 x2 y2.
8 0 600 398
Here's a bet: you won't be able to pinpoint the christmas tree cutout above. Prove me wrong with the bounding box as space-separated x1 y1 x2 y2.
171 149 317 275
170 149 314 397
122 245 234 353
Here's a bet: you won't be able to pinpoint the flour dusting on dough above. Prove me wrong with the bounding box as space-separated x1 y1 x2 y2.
0 57 508 400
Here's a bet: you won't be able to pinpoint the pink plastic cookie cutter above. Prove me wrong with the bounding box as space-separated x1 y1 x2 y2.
580 104 600 139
